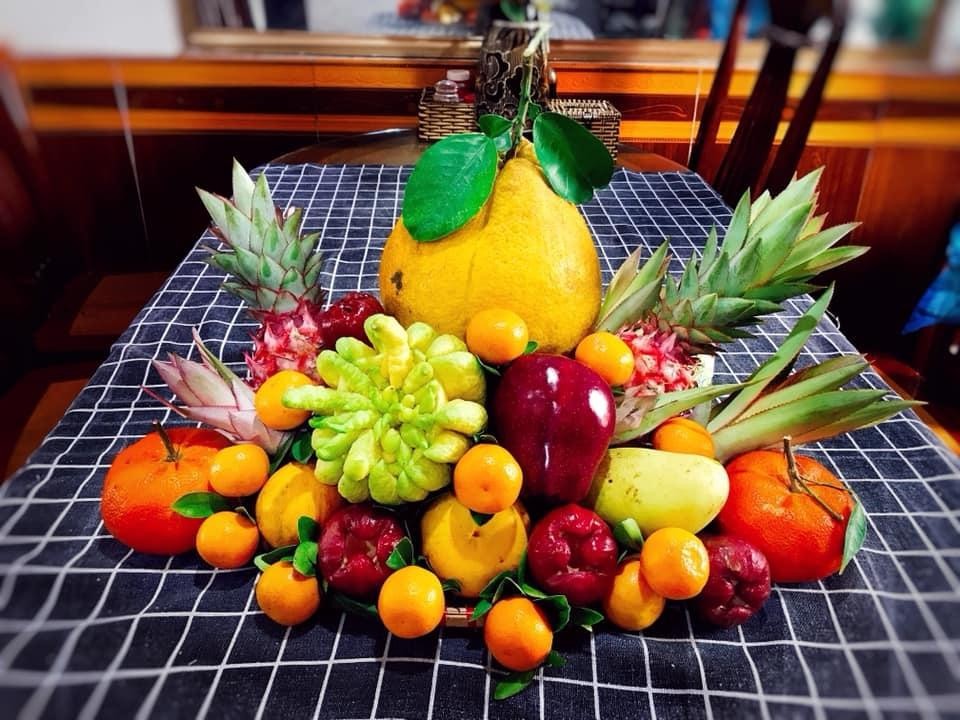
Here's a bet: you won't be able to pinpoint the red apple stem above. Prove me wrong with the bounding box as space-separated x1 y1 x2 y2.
154 421 181 464
782 436 843 522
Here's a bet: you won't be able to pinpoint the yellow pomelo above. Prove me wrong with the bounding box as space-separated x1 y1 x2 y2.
255 462 342 548
420 492 527 598
379 142 601 354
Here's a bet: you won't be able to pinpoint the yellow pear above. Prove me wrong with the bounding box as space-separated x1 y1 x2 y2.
420 492 527 597
379 141 601 354
255 461 342 548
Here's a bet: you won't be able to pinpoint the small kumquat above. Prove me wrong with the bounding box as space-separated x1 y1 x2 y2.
652 417 715 458
209 443 270 496
195 511 260 569
254 370 315 430
483 597 553 672
377 566 446 639
574 331 635 386
466 308 530 365
255 560 321 626
602 558 666 631
453 444 523 514
639 527 710 600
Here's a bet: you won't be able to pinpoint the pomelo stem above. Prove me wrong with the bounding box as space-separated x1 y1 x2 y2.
782 436 843 522
154 421 181 464
509 23 552 154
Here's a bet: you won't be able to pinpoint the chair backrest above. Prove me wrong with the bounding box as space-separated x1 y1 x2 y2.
690 0 847 205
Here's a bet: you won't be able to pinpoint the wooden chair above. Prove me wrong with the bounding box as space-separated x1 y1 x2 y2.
689 0 847 205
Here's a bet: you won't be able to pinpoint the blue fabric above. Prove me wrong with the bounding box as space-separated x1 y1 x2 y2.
904 223 960 333
1 164 958 719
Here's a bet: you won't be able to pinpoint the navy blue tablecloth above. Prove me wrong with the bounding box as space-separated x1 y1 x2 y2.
1 164 958 719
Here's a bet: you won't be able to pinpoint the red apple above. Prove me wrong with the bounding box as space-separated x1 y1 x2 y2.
318 504 404 598
526 504 619 606
491 354 615 504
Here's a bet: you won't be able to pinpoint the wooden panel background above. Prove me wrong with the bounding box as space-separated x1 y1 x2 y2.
9 54 960 354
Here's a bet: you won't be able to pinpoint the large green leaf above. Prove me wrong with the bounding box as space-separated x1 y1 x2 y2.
402 133 498 242
532 112 614 204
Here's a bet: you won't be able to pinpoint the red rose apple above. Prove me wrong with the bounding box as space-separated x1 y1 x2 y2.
318 504 404 597
322 292 384 346
696 535 771 628
526 504 619 606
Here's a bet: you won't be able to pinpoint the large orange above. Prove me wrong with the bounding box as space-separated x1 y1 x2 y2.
719 449 854 583
101 427 230 555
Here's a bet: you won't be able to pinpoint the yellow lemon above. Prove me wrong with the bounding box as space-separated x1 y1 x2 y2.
379 141 601 354
420 492 527 598
255 462 342 547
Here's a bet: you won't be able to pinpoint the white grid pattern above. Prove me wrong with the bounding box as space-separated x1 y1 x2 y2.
1 164 958 720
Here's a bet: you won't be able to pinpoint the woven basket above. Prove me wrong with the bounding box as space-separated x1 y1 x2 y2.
547 98 621 158
417 91 622 159
417 88 476 142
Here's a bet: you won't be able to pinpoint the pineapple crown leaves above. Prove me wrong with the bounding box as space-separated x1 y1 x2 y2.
596 168 867 353
612 285 921 450
197 159 325 314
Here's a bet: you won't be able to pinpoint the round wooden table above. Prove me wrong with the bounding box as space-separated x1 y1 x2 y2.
274 129 689 173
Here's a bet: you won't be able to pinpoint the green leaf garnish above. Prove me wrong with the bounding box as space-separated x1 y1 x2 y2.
268 432 296 473
523 340 539 355
254 544 296 572
329 590 379 619
171 491 231 519
840 501 866 573
532 112 614 204
441 578 462 594
290 429 315 463
479 569 515 600
386 536 415 570
545 650 566 668
571 606 605 630
613 518 644 551
477 357 502 376
293 540 318 577
535 594 571 633
402 133 498 242
470 598 494 622
494 670 537 700
297 515 319 543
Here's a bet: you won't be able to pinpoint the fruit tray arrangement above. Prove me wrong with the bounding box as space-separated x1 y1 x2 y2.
98 38 915 701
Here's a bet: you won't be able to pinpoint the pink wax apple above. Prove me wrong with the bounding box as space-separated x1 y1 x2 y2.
527 504 619 606
491 354 615 505
318 504 404 598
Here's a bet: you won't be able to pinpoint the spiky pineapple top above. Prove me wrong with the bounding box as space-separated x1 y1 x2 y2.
597 168 866 353
197 160 324 314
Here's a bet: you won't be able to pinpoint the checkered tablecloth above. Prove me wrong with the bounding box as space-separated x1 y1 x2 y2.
2 164 959 720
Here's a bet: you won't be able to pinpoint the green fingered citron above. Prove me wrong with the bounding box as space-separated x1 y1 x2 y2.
282 314 488 505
